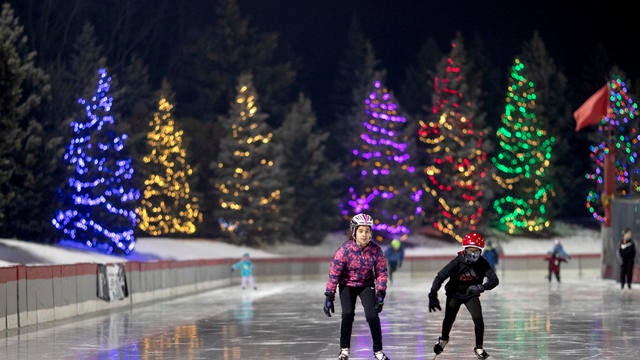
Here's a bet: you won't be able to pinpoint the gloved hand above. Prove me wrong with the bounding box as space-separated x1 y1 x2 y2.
231 267 234 272
323 292 335 317
428 291 441 312
375 290 386 313
466 284 484 296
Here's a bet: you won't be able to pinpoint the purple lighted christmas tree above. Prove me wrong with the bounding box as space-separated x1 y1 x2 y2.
52 68 140 255
341 79 420 242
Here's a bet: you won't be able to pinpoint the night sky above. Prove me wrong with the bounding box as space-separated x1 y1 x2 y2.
240 0 639 109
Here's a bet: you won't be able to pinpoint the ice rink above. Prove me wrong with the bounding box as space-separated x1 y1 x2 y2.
2 268 639 360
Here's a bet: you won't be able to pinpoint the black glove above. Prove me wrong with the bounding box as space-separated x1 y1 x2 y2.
375 290 386 313
323 292 335 317
231 267 234 272
428 291 441 312
466 284 484 296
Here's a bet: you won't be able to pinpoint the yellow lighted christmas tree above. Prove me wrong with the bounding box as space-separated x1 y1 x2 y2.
137 97 202 235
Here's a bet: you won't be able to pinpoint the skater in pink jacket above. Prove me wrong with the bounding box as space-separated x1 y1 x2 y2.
323 213 390 360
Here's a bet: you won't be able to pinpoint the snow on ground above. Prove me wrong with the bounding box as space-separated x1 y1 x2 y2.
0 222 603 267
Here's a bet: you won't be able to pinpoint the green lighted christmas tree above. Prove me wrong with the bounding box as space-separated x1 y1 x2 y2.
137 94 202 235
492 58 555 234
417 33 489 242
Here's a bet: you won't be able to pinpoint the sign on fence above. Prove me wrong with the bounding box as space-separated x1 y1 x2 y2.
97 263 129 301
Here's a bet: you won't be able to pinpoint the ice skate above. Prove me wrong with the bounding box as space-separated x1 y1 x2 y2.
433 337 448 355
474 346 490 359
373 350 390 360
337 348 349 360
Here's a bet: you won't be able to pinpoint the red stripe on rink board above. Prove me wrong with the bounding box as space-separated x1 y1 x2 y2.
0 253 602 283
0 266 19 283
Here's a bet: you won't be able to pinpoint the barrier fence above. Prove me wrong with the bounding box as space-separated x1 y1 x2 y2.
0 253 614 332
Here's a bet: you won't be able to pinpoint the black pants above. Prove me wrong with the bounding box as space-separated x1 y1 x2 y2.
339 284 383 352
620 262 634 288
548 270 560 283
388 261 398 282
441 296 484 348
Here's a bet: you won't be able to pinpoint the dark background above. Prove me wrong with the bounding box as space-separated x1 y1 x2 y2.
238 0 638 120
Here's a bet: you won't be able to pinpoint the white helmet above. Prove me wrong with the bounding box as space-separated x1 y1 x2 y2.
350 213 373 238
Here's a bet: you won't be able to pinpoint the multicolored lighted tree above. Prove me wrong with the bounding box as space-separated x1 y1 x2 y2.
585 73 640 223
341 79 420 242
491 58 555 234
417 35 488 242
52 68 140 255
137 97 202 235
214 72 286 246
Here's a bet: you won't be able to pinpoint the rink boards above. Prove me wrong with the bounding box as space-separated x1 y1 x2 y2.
0 253 610 332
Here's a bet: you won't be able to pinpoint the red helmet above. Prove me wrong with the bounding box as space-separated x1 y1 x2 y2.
462 232 485 250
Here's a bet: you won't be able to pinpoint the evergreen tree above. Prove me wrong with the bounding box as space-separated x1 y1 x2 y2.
53 68 140 255
213 73 288 246
491 58 555 234
137 93 201 236
417 33 490 242
329 17 380 163
277 93 342 244
398 37 442 118
585 69 640 224
170 0 295 122
520 32 573 221
341 78 420 242
169 0 296 236
0 2 56 240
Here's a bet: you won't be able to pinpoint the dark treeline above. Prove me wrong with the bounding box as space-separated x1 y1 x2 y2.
3 0 633 247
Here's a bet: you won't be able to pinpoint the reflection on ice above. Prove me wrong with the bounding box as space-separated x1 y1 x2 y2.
2 272 640 359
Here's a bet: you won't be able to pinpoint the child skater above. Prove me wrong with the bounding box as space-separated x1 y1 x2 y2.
323 213 390 360
384 238 405 283
231 252 257 290
545 240 569 284
428 232 499 359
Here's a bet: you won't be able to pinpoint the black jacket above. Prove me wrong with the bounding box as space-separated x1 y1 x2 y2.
430 251 499 300
619 239 637 264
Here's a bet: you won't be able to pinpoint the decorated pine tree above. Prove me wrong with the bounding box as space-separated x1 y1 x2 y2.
137 96 201 235
491 58 555 234
341 78 420 242
52 68 140 255
417 34 489 242
585 70 640 223
214 72 287 246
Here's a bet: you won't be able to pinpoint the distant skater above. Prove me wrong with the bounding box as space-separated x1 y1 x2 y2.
619 228 636 290
323 213 390 360
428 232 499 359
545 240 569 284
231 252 257 290
482 240 500 271
384 239 404 283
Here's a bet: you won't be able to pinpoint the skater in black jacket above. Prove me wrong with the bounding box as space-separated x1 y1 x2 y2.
427 232 499 359
619 228 637 290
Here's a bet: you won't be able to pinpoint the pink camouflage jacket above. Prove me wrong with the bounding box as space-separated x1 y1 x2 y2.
325 239 388 294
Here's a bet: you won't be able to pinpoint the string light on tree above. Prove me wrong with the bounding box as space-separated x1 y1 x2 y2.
137 97 202 235
417 34 488 242
341 79 420 242
52 68 140 255
491 58 555 234
585 73 640 223
214 73 284 246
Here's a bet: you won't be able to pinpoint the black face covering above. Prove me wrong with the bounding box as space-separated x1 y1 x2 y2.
464 249 481 263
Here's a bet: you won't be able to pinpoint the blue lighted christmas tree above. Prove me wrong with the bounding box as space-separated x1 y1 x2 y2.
52 68 140 255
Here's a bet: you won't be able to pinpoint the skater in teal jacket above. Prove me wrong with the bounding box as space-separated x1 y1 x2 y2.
231 253 257 290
